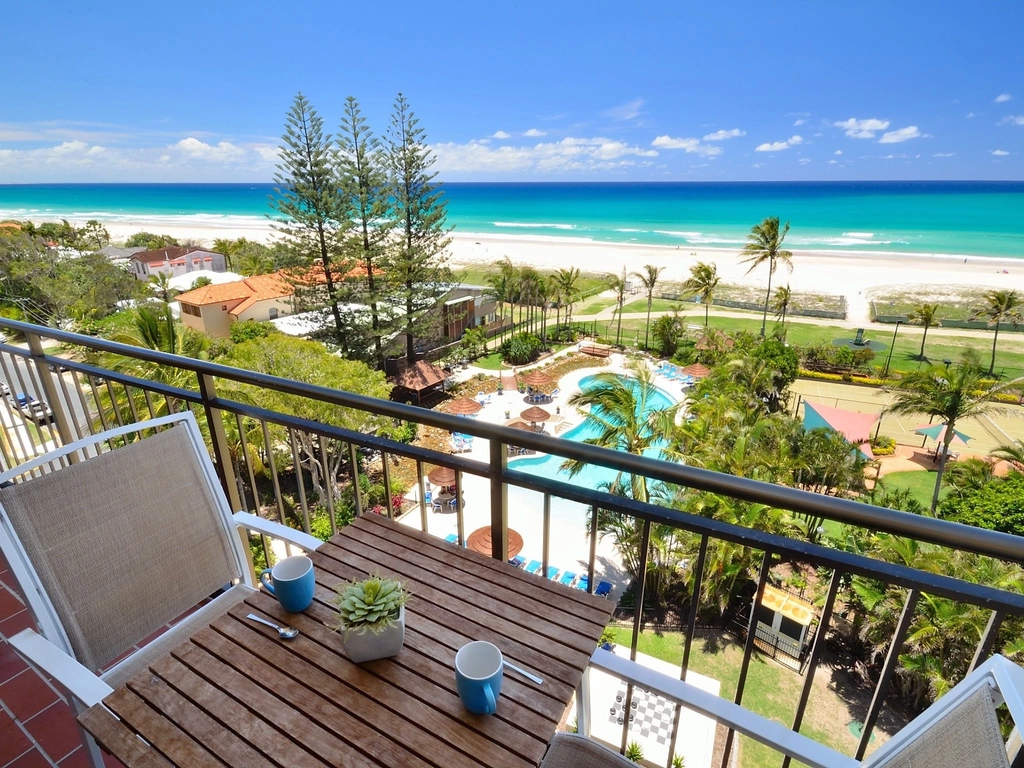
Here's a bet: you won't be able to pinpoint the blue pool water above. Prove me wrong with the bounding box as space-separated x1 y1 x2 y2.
509 374 675 490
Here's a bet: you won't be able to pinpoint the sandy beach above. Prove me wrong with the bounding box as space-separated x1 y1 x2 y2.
95 218 1024 327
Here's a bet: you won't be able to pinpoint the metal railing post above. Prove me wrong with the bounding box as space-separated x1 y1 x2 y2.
489 434 508 561
197 373 243 513
576 671 592 738
25 330 76 450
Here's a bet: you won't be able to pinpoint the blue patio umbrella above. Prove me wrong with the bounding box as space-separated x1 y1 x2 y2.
913 423 972 446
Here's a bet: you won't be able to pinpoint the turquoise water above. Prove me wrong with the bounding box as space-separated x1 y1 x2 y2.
0 181 1023 259
510 374 675 490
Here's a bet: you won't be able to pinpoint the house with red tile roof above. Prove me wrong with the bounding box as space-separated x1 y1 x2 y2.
128 246 227 280
176 272 294 337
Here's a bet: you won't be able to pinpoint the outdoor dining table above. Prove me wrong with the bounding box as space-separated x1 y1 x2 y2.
76 514 614 767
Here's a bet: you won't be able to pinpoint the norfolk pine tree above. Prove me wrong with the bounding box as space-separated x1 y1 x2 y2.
271 93 350 344
386 93 454 363
338 95 393 369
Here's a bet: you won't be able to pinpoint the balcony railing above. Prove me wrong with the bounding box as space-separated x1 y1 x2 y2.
2 317 1024 768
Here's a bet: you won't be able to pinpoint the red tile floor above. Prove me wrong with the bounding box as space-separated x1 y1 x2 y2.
0 553 124 768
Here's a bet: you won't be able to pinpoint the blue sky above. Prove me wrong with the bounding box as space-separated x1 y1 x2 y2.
1 0 1021 182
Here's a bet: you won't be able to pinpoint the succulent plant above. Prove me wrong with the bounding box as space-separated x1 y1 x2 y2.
330 575 408 635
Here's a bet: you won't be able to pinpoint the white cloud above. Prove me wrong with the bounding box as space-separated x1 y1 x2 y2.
999 116 1024 126
798 157 811 164
754 135 802 152
490 130 511 139
834 150 843 155
995 93 1012 103
878 126 924 144
431 135 660 174
702 128 745 141
523 128 546 137
793 119 807 126
834 117 890 138
992 149 1010 156
933 152 955 157
966 112 976 119
603 98 645 121
651 135 723 156
828 160 838 165
881 154 895 159
173 137 247 161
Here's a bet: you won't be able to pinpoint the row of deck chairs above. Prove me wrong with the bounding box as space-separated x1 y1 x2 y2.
653 362 695 385
441 535 613 597
451 432 474 453
521 559 612 597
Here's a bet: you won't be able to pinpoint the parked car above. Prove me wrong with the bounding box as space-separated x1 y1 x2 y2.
15 394 54 424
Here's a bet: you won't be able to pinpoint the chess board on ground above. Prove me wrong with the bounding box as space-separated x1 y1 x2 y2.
608 682 678 746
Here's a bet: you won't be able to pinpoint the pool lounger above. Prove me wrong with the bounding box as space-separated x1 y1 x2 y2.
525 559 542 575
546 566 560 580
559 571 577 586
595 580 613 597
444 533 458 544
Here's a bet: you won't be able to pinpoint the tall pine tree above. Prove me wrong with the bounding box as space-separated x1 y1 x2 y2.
386 93 453 363
337 95 393 369
271 93 350 343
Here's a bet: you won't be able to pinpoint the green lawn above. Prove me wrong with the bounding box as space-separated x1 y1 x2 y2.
876 469 947 508
620 298 687 314
606 627 854 768
577 296 616 316
473 352 505 370
598 313 1024 380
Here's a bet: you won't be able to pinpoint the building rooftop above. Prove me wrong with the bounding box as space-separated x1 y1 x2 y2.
175 272 293 315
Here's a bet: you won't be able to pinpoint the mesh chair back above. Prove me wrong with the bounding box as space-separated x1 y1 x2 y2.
0 422 242 672
869 684 1009 768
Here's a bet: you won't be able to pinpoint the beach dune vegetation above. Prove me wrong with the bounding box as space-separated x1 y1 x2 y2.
740 216 793 338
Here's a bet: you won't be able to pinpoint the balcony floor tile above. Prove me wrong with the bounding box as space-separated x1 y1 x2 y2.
24 702 81 764
0 670 60 722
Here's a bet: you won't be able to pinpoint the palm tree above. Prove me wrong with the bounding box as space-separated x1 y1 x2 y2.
970 290 1022 375
235 246 275 277
608 267 629 347
554 267 582 337
740 217 793 337
772 284 792 325
683 261 720 327
631 264 664 351
148 272 176 304
886 365 1017 511
906 303 941 360
486 269 513 344
562 364 678 503
990 440 1024 469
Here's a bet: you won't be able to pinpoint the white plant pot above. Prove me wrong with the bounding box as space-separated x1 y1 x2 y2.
340 606 405 663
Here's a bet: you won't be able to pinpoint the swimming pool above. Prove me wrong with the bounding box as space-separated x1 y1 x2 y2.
509 373 675 490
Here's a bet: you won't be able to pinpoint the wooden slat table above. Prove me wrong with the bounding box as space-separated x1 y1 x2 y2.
78 515 615 767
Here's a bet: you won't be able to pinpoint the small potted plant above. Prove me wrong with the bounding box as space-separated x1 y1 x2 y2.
329 574 408 663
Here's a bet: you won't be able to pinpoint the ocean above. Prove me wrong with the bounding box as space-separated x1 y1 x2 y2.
1 181 1023 259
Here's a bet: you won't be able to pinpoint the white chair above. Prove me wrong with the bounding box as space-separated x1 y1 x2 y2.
0 412 322 767
580 648 1024 768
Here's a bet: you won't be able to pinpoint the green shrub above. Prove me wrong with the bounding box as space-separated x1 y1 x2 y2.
500 332 542 365
871 435 897 456
230 320 276 344
798 369 843 381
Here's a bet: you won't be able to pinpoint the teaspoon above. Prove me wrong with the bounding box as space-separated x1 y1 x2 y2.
247 613 299 639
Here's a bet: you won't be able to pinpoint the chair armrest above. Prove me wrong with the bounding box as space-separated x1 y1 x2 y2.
9 629 113 708
233 512 323 552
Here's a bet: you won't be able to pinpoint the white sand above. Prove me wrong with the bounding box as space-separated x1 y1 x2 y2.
95 219 1024 327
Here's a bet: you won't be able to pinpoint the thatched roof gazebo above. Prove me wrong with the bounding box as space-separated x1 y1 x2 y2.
447 396 482 416
391 360 447 405
427 465 457 486
522 369 555 390
681 363 711 378
520 406 553 424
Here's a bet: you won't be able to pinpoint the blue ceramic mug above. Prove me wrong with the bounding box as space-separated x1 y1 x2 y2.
455 641 504 715
259 555 314 613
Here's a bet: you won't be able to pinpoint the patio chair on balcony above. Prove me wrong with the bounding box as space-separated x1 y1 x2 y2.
0 412 323 768
585 649 1024 768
